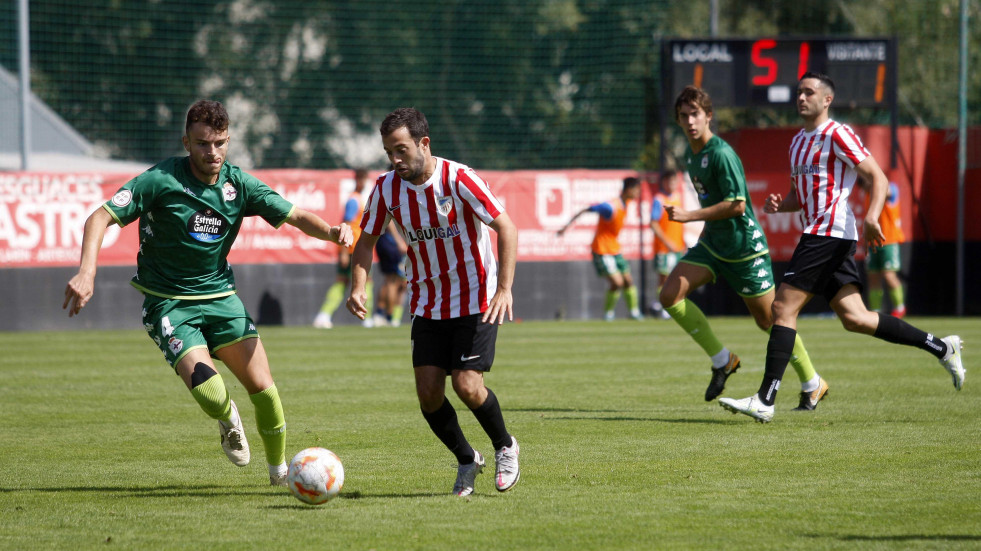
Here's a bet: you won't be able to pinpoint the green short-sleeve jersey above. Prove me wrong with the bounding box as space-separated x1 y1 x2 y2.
684 135 768 262
103 157 295 299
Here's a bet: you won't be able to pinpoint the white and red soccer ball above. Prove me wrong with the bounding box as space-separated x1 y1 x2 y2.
286 447 344 505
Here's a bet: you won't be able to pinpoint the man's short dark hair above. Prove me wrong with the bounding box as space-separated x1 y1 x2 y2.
185 100 229 134
800 72 835 95
674 86 713 122
622 176 641 191
380 108 429 142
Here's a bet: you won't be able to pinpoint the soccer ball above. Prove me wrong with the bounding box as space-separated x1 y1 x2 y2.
286 447 345 505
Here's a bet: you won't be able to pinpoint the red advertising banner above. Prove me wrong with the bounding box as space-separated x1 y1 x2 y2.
6 128 949 270
1 168 674 268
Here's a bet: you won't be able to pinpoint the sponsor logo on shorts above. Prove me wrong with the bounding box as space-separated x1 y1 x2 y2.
460 354 481 362
111 190 132 207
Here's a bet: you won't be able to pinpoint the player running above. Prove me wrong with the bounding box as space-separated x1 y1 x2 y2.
720 73 964 423
648 170 687 319
660 86 826 407
64 100 353 485
346 107 520 496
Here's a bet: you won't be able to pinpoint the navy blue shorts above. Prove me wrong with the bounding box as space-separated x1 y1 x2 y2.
375 232 406 277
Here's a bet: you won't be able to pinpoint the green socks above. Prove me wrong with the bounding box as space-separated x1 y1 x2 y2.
789 332 817 384
665 299 724 357
868 288 884 311
604 290 621 313
250 385 287 467
624 286 639 311
190 373 231 421
889 286 905 311
319 282 347 314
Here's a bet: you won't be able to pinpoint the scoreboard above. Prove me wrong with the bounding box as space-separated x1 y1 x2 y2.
662 37 897 108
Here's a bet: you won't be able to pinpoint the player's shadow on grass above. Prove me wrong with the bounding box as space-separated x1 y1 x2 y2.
512 407 736 424
807 534 981 543
265 490 446 508
1 485 275 498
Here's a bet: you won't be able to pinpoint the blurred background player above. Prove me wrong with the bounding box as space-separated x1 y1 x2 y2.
347 107 520 497
63 100 353 485
557 177 643 321
859 179 907 318
372 220 408 327
313 168 373 328
721 73 964 423
648 170 687 319
661 86 824 406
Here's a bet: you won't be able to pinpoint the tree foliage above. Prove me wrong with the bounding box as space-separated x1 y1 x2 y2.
4 0 978 170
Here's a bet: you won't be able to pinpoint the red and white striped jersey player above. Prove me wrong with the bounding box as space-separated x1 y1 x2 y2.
346 107 521 497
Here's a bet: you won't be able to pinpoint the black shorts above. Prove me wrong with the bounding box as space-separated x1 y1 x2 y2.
411 313 498 373
782 233 862 302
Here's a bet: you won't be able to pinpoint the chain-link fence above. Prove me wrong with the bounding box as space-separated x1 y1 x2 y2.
1 0 978 170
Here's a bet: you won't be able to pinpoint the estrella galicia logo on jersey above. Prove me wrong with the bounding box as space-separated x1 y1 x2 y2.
436 196 454 216
187 209 229 242
222 182 237 201
405 224 461 244
690 177 708 198
111 190 133 207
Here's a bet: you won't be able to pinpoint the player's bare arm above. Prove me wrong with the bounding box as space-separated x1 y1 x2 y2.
286 208 353 247
345 232 380 319
855 155 888 250
556 208 587 236
764 186 801 214
484 212 517 325
666 200 744 223
63 207 115 317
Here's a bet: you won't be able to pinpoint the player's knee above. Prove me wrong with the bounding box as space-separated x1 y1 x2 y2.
451 377 482 404
659 285 680 307
839 312 870 333
190 362 219 388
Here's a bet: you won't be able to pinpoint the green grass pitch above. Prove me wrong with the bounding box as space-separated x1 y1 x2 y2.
1 317 979 550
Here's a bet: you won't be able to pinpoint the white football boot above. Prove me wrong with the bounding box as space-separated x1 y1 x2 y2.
494 436 520 492
940 335 965 390
719 394 775 423
312 312 333 329
453 450 485 497
269 463 288 487
219 400 250 466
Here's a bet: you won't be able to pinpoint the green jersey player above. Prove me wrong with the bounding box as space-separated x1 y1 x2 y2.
63 100 353 485
658 86 826 410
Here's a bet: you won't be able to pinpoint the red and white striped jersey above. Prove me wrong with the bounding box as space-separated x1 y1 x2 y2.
360 157 504 320
789 119 870 240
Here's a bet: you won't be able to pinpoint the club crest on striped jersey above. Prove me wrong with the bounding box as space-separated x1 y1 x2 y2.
436 196 454 216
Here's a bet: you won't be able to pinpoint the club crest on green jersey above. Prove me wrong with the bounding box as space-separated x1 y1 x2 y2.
222 182 237 201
